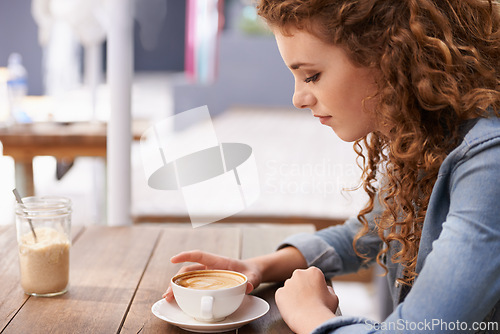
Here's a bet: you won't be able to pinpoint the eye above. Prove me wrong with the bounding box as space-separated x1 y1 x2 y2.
304 73 320 83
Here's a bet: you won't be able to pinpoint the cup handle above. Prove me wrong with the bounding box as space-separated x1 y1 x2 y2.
201 296 214 320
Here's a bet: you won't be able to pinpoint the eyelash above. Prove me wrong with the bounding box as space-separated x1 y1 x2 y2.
304 73 320 83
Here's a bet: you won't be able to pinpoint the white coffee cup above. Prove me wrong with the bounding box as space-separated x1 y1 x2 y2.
171 269 248 322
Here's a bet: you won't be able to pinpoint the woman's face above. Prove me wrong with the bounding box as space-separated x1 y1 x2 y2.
274 28 379 142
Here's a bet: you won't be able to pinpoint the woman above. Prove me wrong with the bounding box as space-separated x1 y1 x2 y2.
165 0 500 332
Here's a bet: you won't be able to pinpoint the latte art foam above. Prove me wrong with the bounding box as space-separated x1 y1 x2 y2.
174 271 245 290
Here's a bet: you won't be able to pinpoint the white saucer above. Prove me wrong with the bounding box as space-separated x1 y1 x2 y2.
151 295 270 333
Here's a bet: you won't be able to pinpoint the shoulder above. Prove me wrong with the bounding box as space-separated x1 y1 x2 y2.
439 116 500 176
462 116 500 151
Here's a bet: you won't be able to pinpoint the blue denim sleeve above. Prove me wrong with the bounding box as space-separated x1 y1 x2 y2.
311 316 379 334
278 198 383 278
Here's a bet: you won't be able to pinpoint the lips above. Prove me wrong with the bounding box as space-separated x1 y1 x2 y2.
313 114 332 125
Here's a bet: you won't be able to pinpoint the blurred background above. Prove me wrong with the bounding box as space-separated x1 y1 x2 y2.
0 0 368 227
0 0 384 321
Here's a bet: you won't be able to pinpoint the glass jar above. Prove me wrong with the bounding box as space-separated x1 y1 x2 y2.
15 196 72 297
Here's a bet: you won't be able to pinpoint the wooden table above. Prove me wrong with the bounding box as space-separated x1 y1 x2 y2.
0 120 148 196
0 223 315 333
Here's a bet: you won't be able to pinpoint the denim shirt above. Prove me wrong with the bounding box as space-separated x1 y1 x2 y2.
279 116 500 333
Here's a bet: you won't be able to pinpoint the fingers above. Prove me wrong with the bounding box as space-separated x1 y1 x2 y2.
162 286 173 302
177 263 207 274
304 266 325 278
170 251 195 264
171 250 225 268
282 267 338 298
287 266 324 283
245 282 254 294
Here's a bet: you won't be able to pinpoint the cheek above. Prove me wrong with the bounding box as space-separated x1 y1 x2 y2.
320 77 358 108
321 89 362 114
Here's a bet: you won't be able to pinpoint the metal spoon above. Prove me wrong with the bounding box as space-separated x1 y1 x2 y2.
12 189 37 243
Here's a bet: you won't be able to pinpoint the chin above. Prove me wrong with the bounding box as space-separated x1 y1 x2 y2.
331 129 363 142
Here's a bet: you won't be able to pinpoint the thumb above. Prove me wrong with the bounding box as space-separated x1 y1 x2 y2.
326 285 340 313
245 282 254 294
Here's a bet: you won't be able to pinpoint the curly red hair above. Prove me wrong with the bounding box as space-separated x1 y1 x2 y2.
258 0 500 286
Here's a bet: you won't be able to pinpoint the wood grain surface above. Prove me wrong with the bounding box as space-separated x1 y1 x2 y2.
0 224 319 334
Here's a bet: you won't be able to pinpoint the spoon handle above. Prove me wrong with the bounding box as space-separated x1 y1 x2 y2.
12 189 38 243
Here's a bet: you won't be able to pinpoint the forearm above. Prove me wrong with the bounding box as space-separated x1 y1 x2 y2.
246 246 308 283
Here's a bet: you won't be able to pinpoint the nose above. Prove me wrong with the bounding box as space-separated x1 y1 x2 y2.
292 82 316 109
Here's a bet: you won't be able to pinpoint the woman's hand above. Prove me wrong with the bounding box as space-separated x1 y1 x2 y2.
275 267 338 334
163 250 262 302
